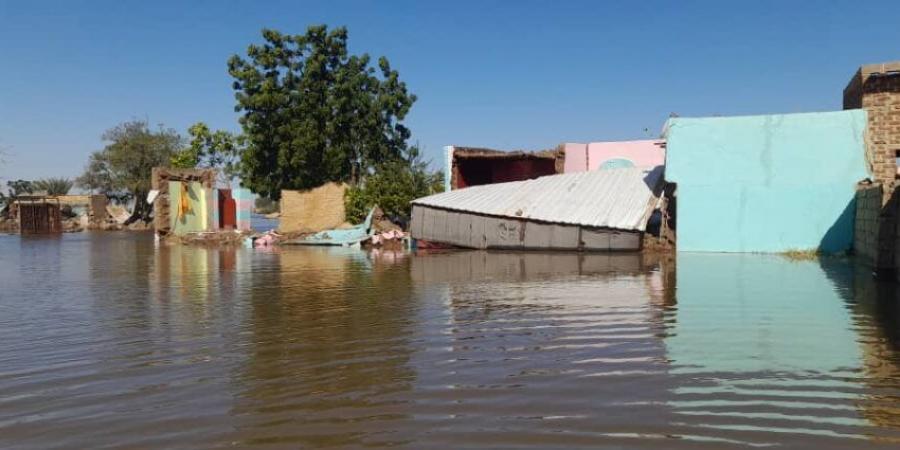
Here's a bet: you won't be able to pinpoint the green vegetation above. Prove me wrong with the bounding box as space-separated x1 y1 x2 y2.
4 180 34 197
77 120 183 224
254 196 279 215
344 147 444 224
66 25 433 229
33 177 73 195
228 25 417 200
0 180 34 210
780 248 820 262
170 122 244 183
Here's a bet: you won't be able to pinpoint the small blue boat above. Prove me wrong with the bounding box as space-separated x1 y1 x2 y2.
283 208 375 247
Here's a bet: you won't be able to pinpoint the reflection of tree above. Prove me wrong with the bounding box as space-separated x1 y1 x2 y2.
835 262 900 434
230 247 417 448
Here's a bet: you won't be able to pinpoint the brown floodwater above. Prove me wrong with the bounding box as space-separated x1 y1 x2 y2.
1 232 899 449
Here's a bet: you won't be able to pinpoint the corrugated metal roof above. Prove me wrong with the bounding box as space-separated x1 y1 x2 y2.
412 166 664 232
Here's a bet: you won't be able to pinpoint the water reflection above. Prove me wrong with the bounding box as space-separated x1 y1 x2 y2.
229 246 418 448
1 234 900 449
666 254 873 446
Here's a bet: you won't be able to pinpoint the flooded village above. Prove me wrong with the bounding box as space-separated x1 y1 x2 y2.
2 7 900 450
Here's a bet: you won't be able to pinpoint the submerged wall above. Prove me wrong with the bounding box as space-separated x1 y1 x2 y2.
280 183 347 233
665 110 869 253
410 205 642 251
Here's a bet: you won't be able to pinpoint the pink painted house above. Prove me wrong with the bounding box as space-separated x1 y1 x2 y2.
563 139 665 173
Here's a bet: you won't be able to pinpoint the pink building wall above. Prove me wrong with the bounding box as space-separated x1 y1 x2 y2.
563 139 665 172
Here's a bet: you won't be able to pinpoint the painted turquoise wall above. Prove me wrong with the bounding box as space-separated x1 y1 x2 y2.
665 110 868 253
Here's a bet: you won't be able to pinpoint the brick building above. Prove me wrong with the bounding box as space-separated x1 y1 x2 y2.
846 62 900 276
444 146 562 190
844 62 900 184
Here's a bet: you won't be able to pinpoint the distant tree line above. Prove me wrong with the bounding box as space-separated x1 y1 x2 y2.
73 24 442 225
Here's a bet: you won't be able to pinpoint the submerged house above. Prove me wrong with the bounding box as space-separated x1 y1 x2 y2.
151 168 252 236
443 146 562 191
563 139 666 172
9 194 108 233
664 109 868 253
14 196 63 234
411 167 665 251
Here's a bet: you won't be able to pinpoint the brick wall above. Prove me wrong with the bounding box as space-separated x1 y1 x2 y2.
853 181 900 279
855 184 883 263
844 64 900 185
845 63 900 278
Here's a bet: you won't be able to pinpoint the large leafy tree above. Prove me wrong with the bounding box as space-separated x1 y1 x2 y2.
77 120 183 224
228 26 416 199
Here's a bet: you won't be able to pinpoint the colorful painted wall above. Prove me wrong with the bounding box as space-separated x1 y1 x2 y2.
168 183 252 235
665 110 869 253
563 140 665 172
169 181 208 235
234 188 252 231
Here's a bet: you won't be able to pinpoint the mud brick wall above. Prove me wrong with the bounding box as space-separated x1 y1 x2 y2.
279 183 347 233
844 66 900 184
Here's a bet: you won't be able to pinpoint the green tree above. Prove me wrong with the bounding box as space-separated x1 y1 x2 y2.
228 25 416 200
0 180 33 211
75 152 115 196
170 122 244 183
33 177 73 196
78 120 183 224
5 180 34 197
344 146 444 225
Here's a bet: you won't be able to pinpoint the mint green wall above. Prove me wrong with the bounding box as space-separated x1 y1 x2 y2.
169 181 208 235
665 110 868 253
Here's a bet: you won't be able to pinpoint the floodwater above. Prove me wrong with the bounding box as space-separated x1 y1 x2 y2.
1 233 899 449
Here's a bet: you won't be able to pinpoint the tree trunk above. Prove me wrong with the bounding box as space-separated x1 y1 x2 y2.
124 191 152 225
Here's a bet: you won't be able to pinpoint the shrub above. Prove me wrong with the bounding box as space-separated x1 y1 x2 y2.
345 149 444 227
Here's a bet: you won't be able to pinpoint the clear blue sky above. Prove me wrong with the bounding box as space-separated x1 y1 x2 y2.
2 0 899 183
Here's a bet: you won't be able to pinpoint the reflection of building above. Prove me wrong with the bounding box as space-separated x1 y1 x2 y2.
668 254 862 372
844 264 900 434
664 254 886 445
405 251 678 439
409 251 656 284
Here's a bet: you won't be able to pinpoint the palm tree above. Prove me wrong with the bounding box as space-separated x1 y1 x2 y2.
33 177 74 196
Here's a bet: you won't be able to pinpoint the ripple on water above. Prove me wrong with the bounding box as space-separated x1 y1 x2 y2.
0 235 898 448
